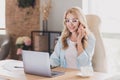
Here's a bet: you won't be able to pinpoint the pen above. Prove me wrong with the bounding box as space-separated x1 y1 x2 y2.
14 66 23 68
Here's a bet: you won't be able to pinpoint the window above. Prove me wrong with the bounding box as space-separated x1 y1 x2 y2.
83 0 120 73
87 0 120 34
0 0 6 34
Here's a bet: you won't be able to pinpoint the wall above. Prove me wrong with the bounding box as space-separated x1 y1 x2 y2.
6 0 83 59
6 0 40 59
40 0 82 31
0 0 5 28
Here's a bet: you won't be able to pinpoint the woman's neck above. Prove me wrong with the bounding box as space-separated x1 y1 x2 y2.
70 32 77 42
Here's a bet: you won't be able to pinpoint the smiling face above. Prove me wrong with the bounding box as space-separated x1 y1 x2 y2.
65 13 80 33
62 7 89 49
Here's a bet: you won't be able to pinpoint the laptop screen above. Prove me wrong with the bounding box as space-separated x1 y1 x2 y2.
22 50 52 77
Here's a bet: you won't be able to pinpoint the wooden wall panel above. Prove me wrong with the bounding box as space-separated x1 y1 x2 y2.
6 0 40 59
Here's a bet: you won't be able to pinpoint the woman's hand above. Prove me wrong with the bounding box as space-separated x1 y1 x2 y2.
76 24 86 55
77 24 86 44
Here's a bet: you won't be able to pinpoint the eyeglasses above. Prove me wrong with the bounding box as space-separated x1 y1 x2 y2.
65 18 79 23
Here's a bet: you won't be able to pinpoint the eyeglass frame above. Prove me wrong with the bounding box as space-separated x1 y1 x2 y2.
64 18 79 24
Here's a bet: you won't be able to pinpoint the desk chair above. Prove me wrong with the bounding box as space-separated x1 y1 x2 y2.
0 34 10 60
86 14 107 72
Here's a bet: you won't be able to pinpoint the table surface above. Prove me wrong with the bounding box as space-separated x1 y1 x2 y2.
0 59 118 80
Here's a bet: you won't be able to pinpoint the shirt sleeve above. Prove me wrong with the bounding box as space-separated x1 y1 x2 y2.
50 38 62 67
77 33 96 67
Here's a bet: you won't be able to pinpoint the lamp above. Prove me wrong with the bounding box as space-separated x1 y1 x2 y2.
41 0 51 31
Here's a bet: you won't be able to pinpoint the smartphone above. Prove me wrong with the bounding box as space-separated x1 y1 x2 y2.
76 23 81 33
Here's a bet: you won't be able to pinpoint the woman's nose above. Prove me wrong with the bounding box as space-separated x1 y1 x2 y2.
69 22 74 25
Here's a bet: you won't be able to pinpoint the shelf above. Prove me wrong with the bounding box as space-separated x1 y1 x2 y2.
31 30 61 54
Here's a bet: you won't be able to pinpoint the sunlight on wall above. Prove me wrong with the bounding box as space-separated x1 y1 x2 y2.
0 0 5 28
103 38 120 73
84 0 120 73
0 30 6 34
87 0 120 33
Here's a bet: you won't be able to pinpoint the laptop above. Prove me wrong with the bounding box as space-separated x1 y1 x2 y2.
22 50 64 77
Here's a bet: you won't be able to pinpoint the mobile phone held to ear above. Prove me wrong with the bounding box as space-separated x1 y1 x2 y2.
76 23 81 32
78 23 80 28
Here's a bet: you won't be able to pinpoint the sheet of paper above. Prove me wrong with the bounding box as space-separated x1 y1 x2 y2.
0 59 26 80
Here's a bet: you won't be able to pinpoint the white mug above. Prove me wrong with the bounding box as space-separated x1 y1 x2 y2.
80 66 94 76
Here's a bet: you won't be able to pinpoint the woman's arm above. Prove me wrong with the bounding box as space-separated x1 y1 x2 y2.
50 38 62 67
77 33 96 67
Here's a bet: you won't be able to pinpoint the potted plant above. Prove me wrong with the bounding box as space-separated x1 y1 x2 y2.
16 36 31 55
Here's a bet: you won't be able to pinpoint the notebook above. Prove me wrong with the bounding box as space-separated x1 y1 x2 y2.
22 50 64 77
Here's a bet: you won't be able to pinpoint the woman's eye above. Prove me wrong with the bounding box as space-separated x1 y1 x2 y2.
65 19 70 22
65 19 79 23
72 19 78 22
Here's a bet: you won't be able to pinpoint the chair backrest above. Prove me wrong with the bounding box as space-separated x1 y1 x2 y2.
86 14 107 72
0 34 10 60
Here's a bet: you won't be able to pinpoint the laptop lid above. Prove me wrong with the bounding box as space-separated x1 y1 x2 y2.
22 50 52 77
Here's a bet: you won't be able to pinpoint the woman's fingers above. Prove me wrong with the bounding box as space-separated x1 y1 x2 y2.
77 24 87 44
78 25 86 39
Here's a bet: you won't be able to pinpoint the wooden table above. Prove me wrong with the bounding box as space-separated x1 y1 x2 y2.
0 60 114 80
25 67 112 80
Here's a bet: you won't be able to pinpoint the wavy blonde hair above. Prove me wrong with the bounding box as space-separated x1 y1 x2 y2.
61 7 90 50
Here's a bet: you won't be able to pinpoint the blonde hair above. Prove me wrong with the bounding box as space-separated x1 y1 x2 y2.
61 7 90 49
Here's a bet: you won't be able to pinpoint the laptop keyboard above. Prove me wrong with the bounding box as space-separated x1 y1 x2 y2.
51 71 64 76
52 71 60 75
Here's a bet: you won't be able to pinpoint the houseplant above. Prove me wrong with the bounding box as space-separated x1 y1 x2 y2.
16 36 31 55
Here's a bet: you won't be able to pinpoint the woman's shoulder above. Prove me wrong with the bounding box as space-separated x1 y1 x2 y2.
58 36 70 43
88 32 96 41
55 36 63 46
56 36 70 48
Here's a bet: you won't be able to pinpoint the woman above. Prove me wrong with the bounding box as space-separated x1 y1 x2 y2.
50 7 96 70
